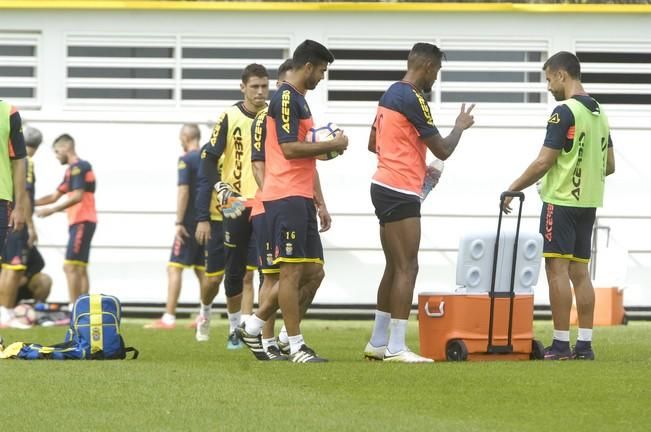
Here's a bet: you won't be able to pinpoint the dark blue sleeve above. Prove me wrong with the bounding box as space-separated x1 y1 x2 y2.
251 111 266 162
206 112 228 160
275 89 302 144
69 162 87 191
9 110 26 160
196 145 214 222
177 155 191 186
403 88 438 138
543 105 574 151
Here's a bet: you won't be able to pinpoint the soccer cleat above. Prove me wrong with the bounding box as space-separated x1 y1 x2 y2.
543 340 573 360
235 323 267 360
277 338 290 355
195 316 210 342
143 319 176 330
572 341 596 360
226 331 243 350
289 344 328 363
383 349 434 363
264 345 289 361
363 342 386 361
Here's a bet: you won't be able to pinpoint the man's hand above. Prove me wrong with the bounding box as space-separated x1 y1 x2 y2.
10 206 25 232
501 196 514 214
317 203 331 233
215 181 246 219
35 207 54 219
175 224 189 245
195 221 211 245
330 130 349 155
455 103 476 130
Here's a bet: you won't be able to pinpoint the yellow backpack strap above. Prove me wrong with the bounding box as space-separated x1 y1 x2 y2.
89 294 104 355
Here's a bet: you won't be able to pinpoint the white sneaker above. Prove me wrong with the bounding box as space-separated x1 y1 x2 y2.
195 315 210 342
364 342 386 361
383 349 434 363
8 318 32 330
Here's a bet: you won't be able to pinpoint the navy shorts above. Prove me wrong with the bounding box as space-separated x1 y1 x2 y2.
2 225 29 270
205 220 225 277
370 183 421 226
264 197 324 265
65 222 96 265
169 223 204 269
540 202 596 263
252 212 279 274
0 200 11 260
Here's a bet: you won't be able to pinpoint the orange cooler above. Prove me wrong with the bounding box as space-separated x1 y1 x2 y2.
418 292 539 361
570 287 625 326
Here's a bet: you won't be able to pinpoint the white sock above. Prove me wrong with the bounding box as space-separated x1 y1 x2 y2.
387 319 408 354
227 311 241 333
243 314 265 336
577 328 593 342
369 310 391 347
278 326 289 344
262 337 278 351
161 313 175 324
241 313 251 323
553 329 570 342
288 334 305 355
199 303 211 319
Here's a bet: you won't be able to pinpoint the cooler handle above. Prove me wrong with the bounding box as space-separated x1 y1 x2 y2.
424 301 445 318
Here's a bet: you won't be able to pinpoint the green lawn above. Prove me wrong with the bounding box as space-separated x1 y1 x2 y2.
1 320 650 431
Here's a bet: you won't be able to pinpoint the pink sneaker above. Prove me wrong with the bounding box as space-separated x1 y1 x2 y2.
143 319 176 329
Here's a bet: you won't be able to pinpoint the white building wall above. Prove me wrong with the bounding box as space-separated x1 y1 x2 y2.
1 4 650 306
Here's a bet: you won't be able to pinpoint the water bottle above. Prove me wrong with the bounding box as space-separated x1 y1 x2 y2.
421 159 444 202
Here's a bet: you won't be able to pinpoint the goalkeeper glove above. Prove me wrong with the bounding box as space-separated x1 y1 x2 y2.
215 181 246 219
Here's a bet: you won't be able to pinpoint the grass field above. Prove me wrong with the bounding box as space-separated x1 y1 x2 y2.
1 319 650 431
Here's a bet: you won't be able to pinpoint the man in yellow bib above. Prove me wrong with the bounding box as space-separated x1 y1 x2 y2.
503 51 616 361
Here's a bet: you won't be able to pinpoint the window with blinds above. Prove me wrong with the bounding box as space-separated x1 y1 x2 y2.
0 33 40 107
326 37 549 106
65 34 290 107
576 41 651 106
179 36 289 107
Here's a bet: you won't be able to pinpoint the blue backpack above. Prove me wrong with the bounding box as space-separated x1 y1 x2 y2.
6 294 138 360
65 294 138 360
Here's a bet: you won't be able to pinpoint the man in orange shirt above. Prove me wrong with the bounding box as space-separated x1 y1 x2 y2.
238 40 348 363
366 43 475 363
36 134 97 307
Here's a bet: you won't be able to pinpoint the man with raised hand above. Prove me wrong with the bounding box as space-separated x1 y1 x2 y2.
366 42 475 363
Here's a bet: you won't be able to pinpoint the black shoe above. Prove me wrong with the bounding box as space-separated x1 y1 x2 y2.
265 345 289 361
289 344 328 363
543 339 572 360
572 341 595 360
235 323 267 360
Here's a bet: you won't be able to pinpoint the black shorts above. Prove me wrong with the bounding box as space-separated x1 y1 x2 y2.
264 197 324 265
540 202 596 263
2 225 29 270
370 183 421 226
205 220 225 277
65 222 96 265
169 223 204 269
0 200 11 260
252 212 279 274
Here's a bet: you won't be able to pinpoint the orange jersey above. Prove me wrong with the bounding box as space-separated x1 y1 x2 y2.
261 82 315 201
372 81 439 196
57 159 97 225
